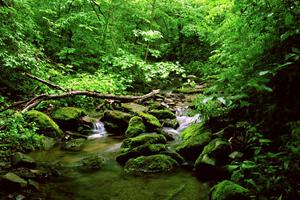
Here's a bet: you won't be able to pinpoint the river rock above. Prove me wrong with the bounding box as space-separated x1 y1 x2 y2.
0 172 27 189
125 116 146 138
160 118 179 129
61 138 86 151
24 110 63 138
102 110 132 134
51 107 86 130
124 154 179 174
176 123 212 160
136 111 161 131
194 138 231 171
121 134 167 151
78 154 105 171
12 152 36 168
116 143 167 164
149 109 176 119
210 180 251 200
121 103 148 114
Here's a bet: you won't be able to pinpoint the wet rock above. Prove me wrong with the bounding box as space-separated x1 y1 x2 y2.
41 136 57 150
160 150 185 164
149 109 176 119
12 152 36 168
51 107 86 130
61 138 86 151
102 110 132 134
124 154 179 174
121 103 148 114
78 154 105 171
116 143 167 164
137 111 161 131
159 128 177 141
0 172 27 189
24 110 63 138
161 118 179 129
125 116 146 138
121 134 167 151
210 180 251 200
194 138 231 171
176 123 211 161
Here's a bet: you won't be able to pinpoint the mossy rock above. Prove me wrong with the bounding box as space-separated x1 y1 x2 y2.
102 110 132 134
25 110 63 138
160 118 179 129
121 134 167 150
150 109 176 120
124 154 179 174
116 143 167 164
210 180 251 200
121 103 148 114
12 152 36 168
61 138 86 151
195 138 231 170
0 172 27 189
77 154 105 171
160 150 185 164
137 111 161 131
125 116 146 138
52 107 85 121
176 123 211 160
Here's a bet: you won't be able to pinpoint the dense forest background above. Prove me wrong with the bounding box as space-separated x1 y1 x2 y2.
1 0 300 199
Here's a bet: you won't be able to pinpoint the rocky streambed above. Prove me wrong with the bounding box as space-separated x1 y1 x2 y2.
0 90 252 200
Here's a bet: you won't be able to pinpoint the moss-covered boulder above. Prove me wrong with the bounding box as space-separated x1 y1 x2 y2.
210 180 251 200
0 172 27 189
121 103 148 114
161 119 179 129
116 143 167 164
124 154 179 174
194 138 231 171
51 107 86 130
160 150 185 164
61 138 86 151
137 111 161 131
176 123 211 160
12 152 36 168
25 110 63 138
121 134 167 151
150 109 176 120
125 116 146 138
77 154 105 171
102 110 132 134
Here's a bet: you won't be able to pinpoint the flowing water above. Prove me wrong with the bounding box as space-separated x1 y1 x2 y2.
29 108 210 200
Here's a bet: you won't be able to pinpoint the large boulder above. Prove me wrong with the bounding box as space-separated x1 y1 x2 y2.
116 143 167 164
149 109 176 120
77 154 105 171
102 110 132 134
125 116 146 138
51 107 86 130
137 111 161 131
124 154 179 174
160 118 179 129
210 180 251 200
121 103 148 114
176 123 211 160
25 110 63 138
194 138 231 170
0 172 27 189
121 134 167 151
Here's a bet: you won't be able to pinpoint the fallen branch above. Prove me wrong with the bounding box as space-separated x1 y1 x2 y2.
24 73 68 92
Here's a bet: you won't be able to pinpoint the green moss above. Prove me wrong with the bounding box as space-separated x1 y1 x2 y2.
102 110 133 134
125 116 146 138
121 134 167 150
78 154 105 171
150 109 176 119
116 143 167 164
121 103 148 114
161 119 179 129
176 123 211 160
25 110 63 138
61 138 86 151
137 111 161 130
51 107 85 121
210 180 251 200
124 154 179 174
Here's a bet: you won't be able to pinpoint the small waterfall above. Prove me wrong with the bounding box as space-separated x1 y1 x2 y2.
88 121 107 139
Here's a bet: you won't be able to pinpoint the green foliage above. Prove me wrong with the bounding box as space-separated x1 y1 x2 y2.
0 110 44 151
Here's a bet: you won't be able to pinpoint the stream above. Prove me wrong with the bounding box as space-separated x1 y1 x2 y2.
28 107 210 200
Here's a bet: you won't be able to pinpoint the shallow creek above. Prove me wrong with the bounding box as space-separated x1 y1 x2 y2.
29 108 210 200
